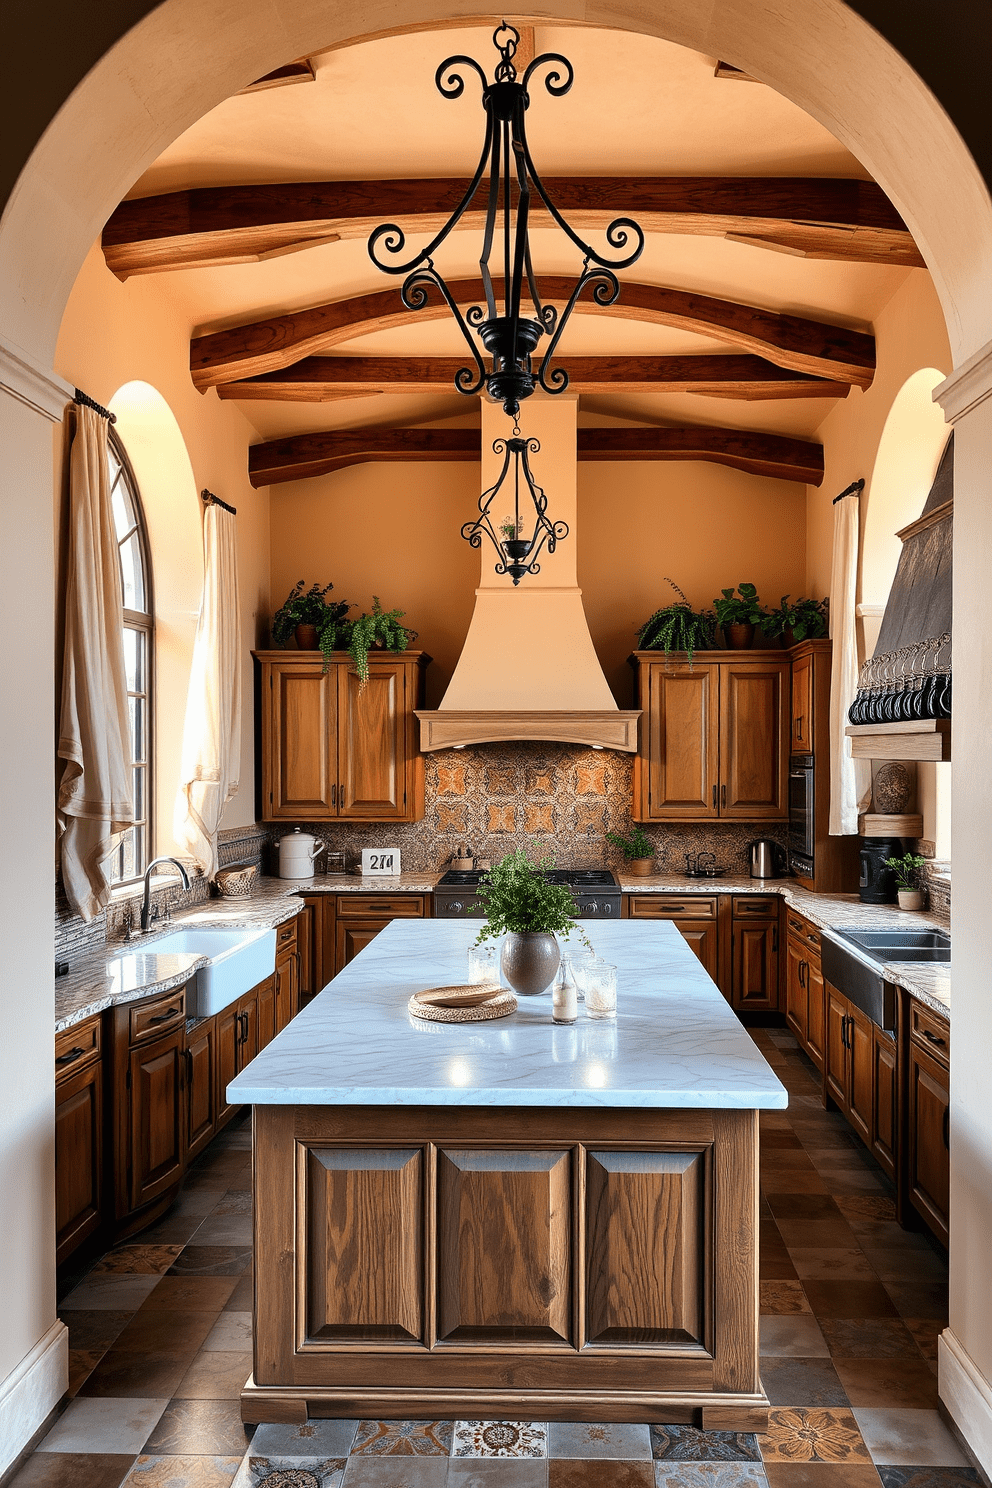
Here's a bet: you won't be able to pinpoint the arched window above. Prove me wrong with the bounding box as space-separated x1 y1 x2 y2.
108 431 153 883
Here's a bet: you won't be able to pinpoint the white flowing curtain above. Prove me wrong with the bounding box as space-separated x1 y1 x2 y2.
175 502 241 878
829 490 872 834
57 405 134 919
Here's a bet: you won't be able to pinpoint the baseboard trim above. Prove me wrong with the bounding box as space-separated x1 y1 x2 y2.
0 1321 68 1477
940 1327 992 1476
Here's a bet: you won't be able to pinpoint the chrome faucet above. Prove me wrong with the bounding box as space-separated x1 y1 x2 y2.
140 856 191 932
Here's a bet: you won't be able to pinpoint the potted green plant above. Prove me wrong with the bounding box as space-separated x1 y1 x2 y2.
475 848 591 996
713 582 764 649
271 580 351 655
760 595 829 649
883 852 927 911
606 825 655 877
635 578 716 666
347 596 417 686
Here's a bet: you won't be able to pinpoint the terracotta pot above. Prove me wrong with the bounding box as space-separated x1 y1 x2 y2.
725 622 755 649
897 888 925 911
627 858 655 876
294 623 319 650
500 932 561 997
782 626 799 650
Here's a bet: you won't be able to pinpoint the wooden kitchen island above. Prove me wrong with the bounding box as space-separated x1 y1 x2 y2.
228 920 786 1428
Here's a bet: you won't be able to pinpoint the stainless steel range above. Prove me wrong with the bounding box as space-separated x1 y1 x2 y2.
433 867 621 920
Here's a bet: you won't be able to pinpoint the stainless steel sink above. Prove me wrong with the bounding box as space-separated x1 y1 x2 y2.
820 927 950 1032
838 929 951 963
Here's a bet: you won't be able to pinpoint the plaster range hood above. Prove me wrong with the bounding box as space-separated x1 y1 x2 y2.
415 400 640 753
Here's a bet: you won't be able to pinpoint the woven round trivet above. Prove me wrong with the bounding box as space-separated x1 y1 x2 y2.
408 988 518 1022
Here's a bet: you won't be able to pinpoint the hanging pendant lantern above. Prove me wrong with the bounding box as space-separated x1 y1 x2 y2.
461 425 567 585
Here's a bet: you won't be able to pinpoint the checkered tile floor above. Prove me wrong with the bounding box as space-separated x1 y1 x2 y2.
12 1028 973 1488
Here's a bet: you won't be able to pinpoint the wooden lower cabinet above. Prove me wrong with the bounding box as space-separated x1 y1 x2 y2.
55 1019 104 1264
825 982 873 1143
730 913 779 1011
186 1017 216 1162
128 1027 186 1212
248 1104 764 1424
333 893 428 975
872 1026 898 1181
626 895 721 989
784 913 824 1069
907 999 950 1246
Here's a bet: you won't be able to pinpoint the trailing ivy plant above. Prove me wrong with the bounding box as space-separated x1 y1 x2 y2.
346 596 417 685
713 582 765 631
272 581 352 669
473 847 592 947
635 578 716 666
760 595 830 643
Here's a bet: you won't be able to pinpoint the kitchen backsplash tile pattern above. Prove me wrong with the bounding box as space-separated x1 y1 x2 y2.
262 742 788 875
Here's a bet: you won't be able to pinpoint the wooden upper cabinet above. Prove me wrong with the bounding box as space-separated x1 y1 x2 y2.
719 662 788 818
255 651 429 822
632 652 788 821
791 650 814 753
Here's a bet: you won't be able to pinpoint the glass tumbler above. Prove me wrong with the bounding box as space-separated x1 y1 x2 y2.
467 941 499 986
585 961 617 1020
566 946 596 1002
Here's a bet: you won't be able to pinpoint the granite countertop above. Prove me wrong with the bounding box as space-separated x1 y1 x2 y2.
296 871 441 893
618 874 951 1020
227 918 789 1110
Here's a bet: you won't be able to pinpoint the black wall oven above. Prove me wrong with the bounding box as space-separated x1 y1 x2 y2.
789 753 815 878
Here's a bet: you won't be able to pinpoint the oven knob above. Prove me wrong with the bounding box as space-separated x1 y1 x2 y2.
603 902 613 915
451 900 463 913
589 900 598 914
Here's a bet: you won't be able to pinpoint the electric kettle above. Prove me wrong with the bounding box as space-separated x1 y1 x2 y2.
748 838 787 879
278 829 326 880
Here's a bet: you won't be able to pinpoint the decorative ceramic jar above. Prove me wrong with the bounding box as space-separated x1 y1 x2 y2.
725 622 755 649
294 623 319 650
897 888 925 911
500 932 561 997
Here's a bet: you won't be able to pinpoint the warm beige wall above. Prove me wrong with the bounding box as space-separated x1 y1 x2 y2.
268 462 481 709
54 245 270 852
579 462 807 704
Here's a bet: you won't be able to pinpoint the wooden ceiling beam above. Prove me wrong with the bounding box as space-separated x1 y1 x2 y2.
218 353 849 401
103 177 922 277
192 277 874 391
248 425 823 487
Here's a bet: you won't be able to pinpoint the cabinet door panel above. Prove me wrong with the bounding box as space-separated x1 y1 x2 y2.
585 1150 705 1347
732 921 779 1011
55 1061 103 1262
676 920 719 982
336 919 387 974
274 953 297 1035
847 1005 873 1146
719 663 788 819
824 985 849 1111
909 1048 950 1245
269 666 336 818
298 901 316 1005
644 664 719 819
872 1027 897 1180
805 963 825 1070
338 664 405 818
186 1020 215 1162
304 1146 423 1343
437 1148 571 1345
257 976 275 1051
215 1006 240 1126
791 652 814 753
129 1034 185 1210
785 938 807 1045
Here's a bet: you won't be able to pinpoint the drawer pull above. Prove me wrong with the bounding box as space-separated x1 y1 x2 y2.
712 785 717 809
149 1007 180 1025
56 1045 85 1066
922 1028 947 1048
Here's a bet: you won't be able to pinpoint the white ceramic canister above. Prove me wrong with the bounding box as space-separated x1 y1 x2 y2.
278 828 325 880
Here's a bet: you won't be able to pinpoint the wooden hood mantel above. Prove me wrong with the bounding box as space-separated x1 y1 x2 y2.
414 709 641 752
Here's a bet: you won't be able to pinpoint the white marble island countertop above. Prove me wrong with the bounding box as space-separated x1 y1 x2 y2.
227 918 788 1110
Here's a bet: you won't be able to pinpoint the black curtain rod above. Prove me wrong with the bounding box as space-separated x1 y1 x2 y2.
73 388 116 423
833 478 865 504
201 488 238 516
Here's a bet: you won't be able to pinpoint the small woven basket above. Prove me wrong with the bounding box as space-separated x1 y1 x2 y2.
215 863 257 898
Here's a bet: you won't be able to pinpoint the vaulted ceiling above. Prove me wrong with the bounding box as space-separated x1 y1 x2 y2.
103 21 922 483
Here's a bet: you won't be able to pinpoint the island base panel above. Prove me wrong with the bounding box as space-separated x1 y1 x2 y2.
249 1104 765 1425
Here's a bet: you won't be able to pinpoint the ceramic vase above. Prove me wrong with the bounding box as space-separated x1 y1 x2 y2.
725 622 754 649
501 932 561 997
294 623 318 650
897 888 925 911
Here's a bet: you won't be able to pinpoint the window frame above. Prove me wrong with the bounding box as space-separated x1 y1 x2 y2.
107 429 155 887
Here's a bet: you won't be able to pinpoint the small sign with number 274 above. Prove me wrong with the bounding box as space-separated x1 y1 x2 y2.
361 848 401 877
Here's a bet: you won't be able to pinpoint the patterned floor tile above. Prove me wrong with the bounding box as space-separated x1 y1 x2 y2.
352 1422 452 1457
763 1466 882 1488
800 1282 897 1320
120 1456 242 1488
250 1422 358 1458
112 1309 221 1353
788 1251 876 1282
173 1349 253 1399
248 1460 346 1487
138 1277 239 1312
760 1317 830 1358
903 1320 943 1363
59 1275 162 1311
143 1399 256 1455
37 1398 170 1454
6 1454 137 1488
213 1190 252 1214
189 1213 253 1247
78 1351 195 1399
654 1466 770 1488
757 1409 872 1464
548 1423 652 1459
340 1461 448 1485
760 1356 851 1407
548 1462 654 1486
877 1469 980 1488
760 1282 811 1315
166 1246 252 1277
833 1360 940 1410
835 1197 898 1223
447 1464 548 1488
818 1320 922 1360
67 1349 104 1395
882 1287 948 1323
59 1309 133 1351
650 1427 761 1463
91 1246 185 1275
850 1412 968 1468
201 1311 252 1351
454 1423 549 1458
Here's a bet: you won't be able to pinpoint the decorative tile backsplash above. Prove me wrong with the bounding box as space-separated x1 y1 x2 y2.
263 742 787 875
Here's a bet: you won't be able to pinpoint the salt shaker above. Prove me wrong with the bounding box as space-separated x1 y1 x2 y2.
552 961 578 1024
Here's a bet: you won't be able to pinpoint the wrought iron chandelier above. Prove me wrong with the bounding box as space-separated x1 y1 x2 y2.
367 21 645 582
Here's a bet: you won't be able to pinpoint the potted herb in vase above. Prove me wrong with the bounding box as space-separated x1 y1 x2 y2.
713 582 764 649
760 595 829 649
271 580 351 655
606 825 655 877
475 848 591 996
884 852 927 911
635 578 716 666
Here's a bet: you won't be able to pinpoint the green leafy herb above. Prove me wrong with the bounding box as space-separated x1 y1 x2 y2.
606 825 654 860
271 580 351 655
713 582 764 630
883 852 927 890
760 595 830 642
473 847 592 947
635 578 716 666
